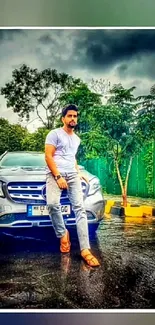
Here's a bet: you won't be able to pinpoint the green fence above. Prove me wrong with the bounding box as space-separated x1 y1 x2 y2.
80 141 155 199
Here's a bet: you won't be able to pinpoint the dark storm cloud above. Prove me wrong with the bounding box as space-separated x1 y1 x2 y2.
0 29 155 91
73 29 155 77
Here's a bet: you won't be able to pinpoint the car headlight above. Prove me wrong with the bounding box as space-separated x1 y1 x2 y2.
0 181 5 198
81 179 89 197
88 179 101 196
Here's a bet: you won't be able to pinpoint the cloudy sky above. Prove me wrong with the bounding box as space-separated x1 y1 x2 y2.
0 28 155 130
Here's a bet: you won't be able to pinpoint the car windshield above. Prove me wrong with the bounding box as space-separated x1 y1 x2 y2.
0 152 46 168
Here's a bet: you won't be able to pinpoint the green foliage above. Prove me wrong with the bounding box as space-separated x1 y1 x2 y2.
0 118 27 155
22 127 49 152
0 118 49 155
136 85 155 140
142 141 154 197
87 84 147 165
77 128 108 160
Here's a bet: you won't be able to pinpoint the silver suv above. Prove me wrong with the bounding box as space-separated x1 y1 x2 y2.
0 152 104 236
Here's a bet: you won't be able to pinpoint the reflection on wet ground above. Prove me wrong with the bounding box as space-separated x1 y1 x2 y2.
0 213 155 309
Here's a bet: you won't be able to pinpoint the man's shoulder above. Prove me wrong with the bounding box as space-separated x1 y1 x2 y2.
47 128 61 136
45 128 62 144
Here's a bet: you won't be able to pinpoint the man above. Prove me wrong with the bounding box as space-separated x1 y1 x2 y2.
45 104 100 267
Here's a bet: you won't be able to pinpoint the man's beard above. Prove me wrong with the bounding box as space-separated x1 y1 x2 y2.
67 122 77 129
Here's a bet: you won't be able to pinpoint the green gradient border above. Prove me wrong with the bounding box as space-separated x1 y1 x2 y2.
0 0 155 26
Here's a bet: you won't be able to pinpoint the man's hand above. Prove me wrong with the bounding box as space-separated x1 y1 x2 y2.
56 177 68 189
79 173 89 184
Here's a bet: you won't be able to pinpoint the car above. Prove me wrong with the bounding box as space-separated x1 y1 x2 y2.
0 151 105 239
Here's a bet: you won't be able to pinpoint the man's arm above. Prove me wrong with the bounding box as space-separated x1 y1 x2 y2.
45 144 68 189
45 144 60 177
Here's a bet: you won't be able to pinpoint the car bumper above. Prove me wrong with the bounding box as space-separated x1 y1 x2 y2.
0 192 104 228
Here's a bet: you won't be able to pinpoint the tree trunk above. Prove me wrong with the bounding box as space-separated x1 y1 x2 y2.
114 158 124 203
114 156 133 208
122 186 127 207
123 156 133 207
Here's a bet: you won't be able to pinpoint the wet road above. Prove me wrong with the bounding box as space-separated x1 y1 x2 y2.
0 214 155 309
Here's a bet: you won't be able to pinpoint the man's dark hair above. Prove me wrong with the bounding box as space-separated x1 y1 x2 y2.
61 104 78 117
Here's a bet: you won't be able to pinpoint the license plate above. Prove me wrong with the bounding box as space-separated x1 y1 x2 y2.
27 205 71 216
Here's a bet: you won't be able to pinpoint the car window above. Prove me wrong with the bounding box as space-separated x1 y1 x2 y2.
0 153 46 167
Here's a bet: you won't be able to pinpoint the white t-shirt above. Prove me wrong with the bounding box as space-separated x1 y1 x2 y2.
45 127 80 174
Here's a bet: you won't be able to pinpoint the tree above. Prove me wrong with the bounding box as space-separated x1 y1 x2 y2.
22 127 49 152
0 118 10 155
89 78 111 99
1 64 82 130
136 84 155 140
0 118 27 155
82 83 149 207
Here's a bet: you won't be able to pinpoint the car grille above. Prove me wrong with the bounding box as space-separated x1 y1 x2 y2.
7 180 88 204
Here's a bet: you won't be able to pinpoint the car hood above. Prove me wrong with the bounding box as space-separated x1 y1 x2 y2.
0 167 46 176
0 167 96 182
0 167 46 182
